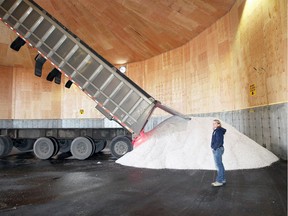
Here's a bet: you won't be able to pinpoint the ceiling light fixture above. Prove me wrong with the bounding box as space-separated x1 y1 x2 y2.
119 66 127 73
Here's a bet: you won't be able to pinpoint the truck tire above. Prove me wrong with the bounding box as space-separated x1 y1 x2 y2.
3 136 13 156
0 137 5 157
95 140 106 153
16 139 34 151
85 136 96 155
70 137 94 160
59 140 71 153
110 136 132 158
49 137 60 156
0 136 13 157
33 137 57 160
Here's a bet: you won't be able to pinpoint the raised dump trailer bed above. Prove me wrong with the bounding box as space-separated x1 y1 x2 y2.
0 0 189 159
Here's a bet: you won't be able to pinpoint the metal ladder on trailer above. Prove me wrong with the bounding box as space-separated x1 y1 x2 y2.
0 0 190 137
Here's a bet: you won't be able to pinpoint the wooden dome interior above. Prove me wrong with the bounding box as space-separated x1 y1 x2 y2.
0 0 236 67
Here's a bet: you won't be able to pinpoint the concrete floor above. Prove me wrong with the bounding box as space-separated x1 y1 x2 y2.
0 151 286 216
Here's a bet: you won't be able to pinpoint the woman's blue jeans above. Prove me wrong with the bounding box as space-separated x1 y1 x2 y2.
212 147 225 183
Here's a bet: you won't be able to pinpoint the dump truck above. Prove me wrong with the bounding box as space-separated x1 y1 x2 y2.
0 0 189 160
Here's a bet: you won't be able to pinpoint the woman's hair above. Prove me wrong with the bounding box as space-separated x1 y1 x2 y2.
213 119 222 127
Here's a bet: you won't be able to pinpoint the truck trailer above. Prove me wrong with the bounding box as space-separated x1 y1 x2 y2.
0 0 190 160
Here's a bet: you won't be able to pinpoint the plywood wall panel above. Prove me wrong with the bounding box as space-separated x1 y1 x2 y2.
0 66 13 119
12 67 60 119
7 66 102 120
61 77 101 119
126 0 287 115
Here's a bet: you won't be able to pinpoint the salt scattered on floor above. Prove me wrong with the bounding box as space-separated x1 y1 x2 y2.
116 116 279 170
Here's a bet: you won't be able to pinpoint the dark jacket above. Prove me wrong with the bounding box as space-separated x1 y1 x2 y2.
211 127 226 150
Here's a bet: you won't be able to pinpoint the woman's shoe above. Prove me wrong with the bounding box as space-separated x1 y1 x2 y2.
211 181 223 187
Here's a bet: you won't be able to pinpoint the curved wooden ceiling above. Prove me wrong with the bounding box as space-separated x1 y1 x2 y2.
0 0 236 67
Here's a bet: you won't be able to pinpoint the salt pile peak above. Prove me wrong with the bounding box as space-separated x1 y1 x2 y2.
116 116 278 170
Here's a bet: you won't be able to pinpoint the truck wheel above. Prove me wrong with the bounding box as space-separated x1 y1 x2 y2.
110 136 132 158
0 136 13 157
0 137 5 157
59 140 71 153
85 136 96 155
49 137 60 156
95 140 106 153
16 139 34 151
33 137 56 160
3 136 13 156
70 137 93 160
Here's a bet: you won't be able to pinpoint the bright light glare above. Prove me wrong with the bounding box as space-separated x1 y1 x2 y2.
119 66 126 73
132 131 149 148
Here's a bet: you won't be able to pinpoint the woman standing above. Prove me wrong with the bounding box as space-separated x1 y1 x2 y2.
211 119 226 187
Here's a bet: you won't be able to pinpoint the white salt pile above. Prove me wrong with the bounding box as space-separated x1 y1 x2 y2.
116 116 279 170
